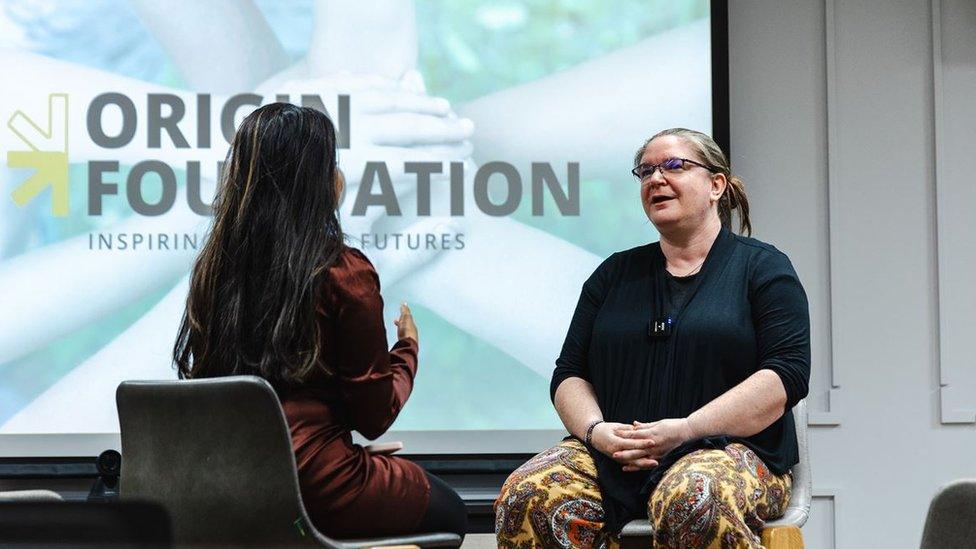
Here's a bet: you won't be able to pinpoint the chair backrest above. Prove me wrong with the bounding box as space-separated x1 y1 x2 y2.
765 398 812 528
117 376 317 545
920 479 976 549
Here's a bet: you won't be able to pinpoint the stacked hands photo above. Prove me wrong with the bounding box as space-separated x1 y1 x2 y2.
0 1 814 548
0 0 712 434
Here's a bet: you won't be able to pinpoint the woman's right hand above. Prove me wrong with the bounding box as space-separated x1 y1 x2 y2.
394 302 419 344
589 422 659 468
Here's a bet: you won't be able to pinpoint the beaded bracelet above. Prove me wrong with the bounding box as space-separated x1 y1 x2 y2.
584 420 604 446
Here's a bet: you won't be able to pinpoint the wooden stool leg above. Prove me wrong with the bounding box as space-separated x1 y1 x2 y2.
761 525 804 549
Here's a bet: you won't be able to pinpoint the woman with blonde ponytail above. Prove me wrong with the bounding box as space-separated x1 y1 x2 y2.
496 129 810 547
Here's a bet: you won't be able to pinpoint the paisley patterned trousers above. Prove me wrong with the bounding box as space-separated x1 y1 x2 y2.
494 439 791 548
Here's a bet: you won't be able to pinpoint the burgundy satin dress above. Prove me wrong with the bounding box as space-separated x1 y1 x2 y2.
280 247 429 537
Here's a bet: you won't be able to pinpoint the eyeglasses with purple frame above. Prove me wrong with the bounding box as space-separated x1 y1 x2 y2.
631 157 716 181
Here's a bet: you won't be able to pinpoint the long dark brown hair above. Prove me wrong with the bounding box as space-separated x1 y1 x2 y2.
174 103 344 390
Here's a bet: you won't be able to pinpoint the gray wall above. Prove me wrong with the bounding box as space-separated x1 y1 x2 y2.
729 0 975 547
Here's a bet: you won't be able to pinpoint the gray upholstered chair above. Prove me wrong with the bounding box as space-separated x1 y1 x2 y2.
919 479 976 549
117 376 462 548
619 399 811 549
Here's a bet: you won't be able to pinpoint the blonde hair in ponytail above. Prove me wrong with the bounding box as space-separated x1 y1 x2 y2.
634 128 752 236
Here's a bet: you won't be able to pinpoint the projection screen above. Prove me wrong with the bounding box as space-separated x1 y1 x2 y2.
0 0 726 456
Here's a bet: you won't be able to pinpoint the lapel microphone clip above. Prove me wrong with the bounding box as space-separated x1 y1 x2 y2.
648 316 673 340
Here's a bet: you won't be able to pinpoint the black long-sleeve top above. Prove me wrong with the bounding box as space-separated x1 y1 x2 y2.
550 228 811 532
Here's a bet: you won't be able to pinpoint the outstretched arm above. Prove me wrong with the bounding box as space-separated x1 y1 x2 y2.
129 0 289 93
459 20 711 183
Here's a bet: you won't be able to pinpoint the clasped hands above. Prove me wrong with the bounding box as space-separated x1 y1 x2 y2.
590 418 697 472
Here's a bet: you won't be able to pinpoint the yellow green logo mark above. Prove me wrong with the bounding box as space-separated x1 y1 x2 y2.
7 93 70 216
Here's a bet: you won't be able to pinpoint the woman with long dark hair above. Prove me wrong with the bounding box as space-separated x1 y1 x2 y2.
174 103 466 538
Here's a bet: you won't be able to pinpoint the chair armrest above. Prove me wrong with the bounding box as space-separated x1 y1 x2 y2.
0 490 63 502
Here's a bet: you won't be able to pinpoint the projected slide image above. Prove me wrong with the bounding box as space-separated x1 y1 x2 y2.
0 0 712 438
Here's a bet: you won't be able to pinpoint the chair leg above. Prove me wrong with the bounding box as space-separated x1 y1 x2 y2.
618 537 650 549
760 525 804 549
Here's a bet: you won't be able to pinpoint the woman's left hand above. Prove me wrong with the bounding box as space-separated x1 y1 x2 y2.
611 418 697 471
